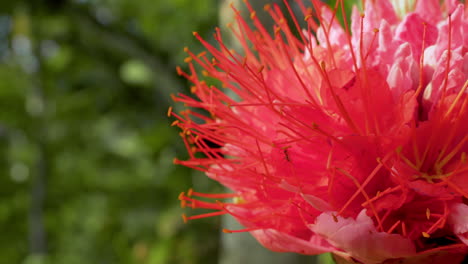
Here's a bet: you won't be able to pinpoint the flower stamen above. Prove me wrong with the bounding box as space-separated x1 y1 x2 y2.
336 167 383 230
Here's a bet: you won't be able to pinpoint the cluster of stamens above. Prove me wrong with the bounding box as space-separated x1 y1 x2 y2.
170 0 468 256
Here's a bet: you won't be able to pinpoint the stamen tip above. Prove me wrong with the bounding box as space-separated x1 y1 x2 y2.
250 11 256 20
319 61 326 70
332 214 339 222
167 106 173 117
176 66 183 76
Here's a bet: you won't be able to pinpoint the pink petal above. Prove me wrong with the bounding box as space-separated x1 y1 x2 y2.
250 228 334 255
310 210 416 264
449 203 468 245
414 0 443 25
386 43 418 95
433 5 466 62
395 13 438 60
316 6 347 48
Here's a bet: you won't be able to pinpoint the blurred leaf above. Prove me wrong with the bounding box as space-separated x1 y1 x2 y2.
120 59 153 86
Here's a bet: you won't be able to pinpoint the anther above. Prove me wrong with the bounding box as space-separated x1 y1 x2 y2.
190 146 197 154
257 65 265 74
274 26 281 35
167 106 173 117
178 192 185 200
332 214 339 222
176 66 183 76
250 11 256 19
320 61 326 70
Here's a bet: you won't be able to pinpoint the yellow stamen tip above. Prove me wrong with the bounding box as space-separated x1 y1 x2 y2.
182 214 188 224
250 11 256 19
167 106 173 117
320 61 326 70
178 192 185 200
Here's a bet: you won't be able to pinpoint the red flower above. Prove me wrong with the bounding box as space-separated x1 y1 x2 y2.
171 0 468 263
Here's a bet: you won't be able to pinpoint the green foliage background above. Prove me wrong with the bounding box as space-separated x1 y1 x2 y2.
0 0 350 263
0 0 221 263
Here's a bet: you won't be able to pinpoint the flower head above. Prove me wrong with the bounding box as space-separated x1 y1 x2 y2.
171 0 468 263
